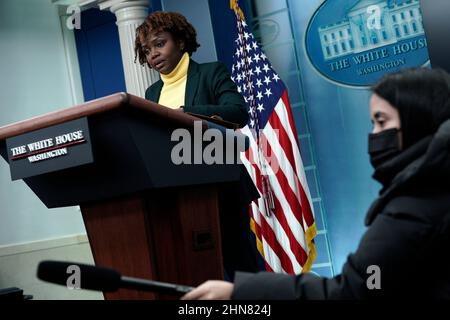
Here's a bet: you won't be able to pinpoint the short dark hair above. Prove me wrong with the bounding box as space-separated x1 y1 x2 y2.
134 11 200 67
372 67 450 148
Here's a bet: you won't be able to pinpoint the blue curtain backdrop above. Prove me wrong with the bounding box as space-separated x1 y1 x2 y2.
74 8 126 101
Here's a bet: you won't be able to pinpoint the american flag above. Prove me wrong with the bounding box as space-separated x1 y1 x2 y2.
230 1 317 274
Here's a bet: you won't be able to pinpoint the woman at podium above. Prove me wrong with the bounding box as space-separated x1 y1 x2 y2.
134 11 248 127
134 11 260 279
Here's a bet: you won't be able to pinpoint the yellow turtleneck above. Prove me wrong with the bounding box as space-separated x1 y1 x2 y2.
158 52 190 109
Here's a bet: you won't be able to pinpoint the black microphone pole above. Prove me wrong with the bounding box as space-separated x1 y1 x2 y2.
37 260 194 296
120 276 193 295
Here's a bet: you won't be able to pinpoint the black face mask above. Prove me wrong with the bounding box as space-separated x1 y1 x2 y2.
368 128 401 169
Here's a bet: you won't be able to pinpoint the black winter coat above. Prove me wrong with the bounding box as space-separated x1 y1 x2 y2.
232 120 450 299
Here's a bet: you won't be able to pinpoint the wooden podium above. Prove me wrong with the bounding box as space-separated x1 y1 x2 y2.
0 93 247 299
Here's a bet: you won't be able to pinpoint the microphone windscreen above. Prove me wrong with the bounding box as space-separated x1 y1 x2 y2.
37 260 121 292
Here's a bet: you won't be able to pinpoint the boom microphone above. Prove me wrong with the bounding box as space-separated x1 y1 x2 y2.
37 260 194 295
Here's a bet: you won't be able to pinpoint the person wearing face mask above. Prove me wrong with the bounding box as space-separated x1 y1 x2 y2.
134 12 260 280
182 67 450 300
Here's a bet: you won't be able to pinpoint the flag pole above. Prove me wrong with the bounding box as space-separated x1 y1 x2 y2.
231 0 275 217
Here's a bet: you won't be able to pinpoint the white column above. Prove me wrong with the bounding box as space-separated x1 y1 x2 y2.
108 0 159 98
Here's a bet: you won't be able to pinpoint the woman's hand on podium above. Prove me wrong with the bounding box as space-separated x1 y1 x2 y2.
181 280 234 300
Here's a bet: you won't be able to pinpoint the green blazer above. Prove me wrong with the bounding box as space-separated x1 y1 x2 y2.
145 59 249 128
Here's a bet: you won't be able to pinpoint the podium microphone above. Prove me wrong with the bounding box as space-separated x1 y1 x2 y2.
37 260 194 296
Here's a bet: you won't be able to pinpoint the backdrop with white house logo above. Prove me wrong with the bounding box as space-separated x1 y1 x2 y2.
246 0 431 274
307 0 429 87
